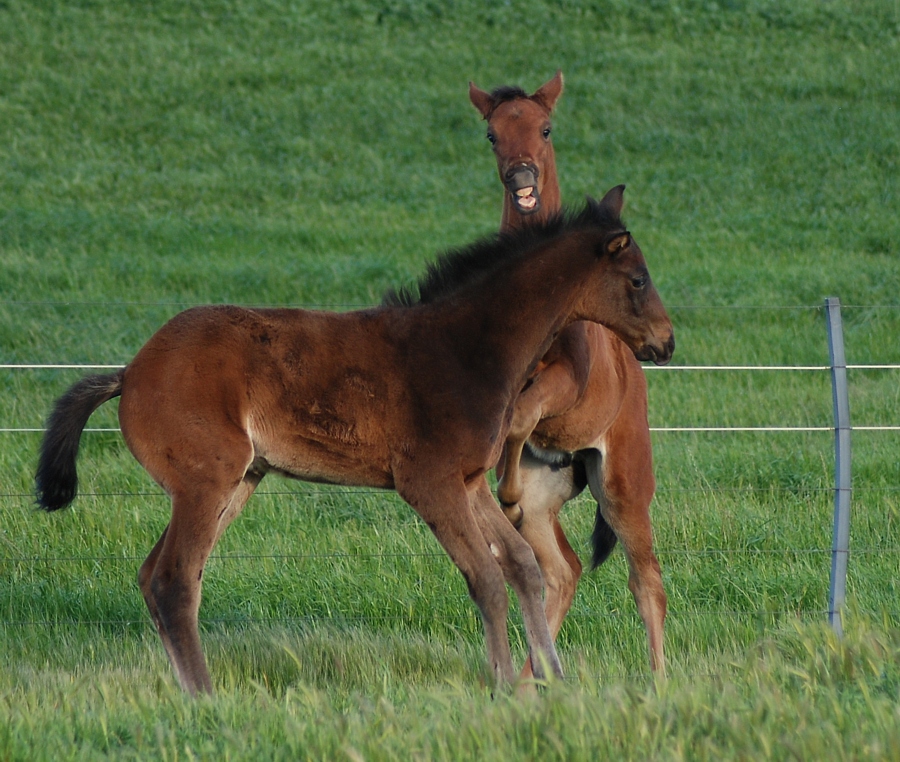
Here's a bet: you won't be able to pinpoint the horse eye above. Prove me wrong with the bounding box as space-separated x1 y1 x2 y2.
542 127 551 139
631 274 648 289
486 132 496 145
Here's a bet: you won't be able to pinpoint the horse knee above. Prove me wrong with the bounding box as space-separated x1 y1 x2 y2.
546 558 578 597
465 565 510 622
502 502 524 528
497 477 524 510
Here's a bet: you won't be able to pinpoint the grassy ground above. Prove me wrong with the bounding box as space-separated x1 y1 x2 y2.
2 0 899 758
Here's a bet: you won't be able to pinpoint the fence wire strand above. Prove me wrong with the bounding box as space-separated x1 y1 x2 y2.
3 304 899 640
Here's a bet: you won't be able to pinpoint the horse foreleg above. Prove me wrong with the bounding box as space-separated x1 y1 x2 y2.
471 478 564 684
402 479 517 688
583 447 667 675
497 361 581 515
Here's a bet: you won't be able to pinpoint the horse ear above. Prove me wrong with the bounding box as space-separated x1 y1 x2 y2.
598 185 626 219
606 233 630 255
468 82 493 118
532 70 564 112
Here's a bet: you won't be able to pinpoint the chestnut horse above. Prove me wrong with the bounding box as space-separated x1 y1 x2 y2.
469 72 673 676
35 192 673 695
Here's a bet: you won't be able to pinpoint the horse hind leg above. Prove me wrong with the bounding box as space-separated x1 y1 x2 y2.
583 447 667 675
496 360 582 515
138 526 173 666
137 461 262 695
506 457 584 680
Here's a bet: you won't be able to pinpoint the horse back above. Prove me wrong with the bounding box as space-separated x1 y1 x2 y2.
116 305 506 491
118 305 407 488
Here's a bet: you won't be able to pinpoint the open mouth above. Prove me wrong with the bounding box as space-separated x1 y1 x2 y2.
505 166 541 215
513 186 538 212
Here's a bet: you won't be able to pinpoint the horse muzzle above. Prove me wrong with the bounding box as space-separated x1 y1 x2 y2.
634 333 675 366
505 164 541 215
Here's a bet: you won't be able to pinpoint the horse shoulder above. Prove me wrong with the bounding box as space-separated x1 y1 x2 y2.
527 322 634 450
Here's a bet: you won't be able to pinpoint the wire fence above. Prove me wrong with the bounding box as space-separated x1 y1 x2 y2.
2 301 899 637
3 361 899 434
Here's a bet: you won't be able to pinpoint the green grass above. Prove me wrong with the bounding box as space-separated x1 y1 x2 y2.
2 0 899 758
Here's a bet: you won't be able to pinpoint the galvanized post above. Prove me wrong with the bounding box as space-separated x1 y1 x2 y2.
825 297 852 637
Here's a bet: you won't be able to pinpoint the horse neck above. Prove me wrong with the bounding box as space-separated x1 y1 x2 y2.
500 148 562 233
446 236 591 394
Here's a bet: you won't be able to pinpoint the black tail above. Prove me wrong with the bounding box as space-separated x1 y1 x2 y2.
578 448 619 569
35 372 124 511
590 506 618 569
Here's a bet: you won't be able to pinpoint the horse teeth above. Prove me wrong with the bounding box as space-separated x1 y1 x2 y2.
516 188 534 197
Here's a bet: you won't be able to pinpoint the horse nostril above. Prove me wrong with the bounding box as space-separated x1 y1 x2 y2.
654 335 675 366
506 163 536 180
505 165 539 190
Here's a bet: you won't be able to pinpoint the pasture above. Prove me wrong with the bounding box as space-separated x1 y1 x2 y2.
2 0 899 758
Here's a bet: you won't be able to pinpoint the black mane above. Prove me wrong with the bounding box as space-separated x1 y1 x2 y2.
489 85 528 104
383 198 624 307
476 85 530 118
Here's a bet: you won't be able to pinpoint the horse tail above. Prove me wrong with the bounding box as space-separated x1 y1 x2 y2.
579 448 619 569
590 508 618 569
35 371 124 512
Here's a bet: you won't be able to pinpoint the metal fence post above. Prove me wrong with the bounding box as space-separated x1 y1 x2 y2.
825 297 852 637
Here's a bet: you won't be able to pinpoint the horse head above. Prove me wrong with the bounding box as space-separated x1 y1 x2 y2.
580 186 675 366
469 71 564 225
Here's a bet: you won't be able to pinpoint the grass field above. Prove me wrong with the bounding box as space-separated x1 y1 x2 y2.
2 0 899 758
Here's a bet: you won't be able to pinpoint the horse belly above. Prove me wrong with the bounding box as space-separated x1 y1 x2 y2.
529 414 607 453
247 367 398 488
250 418 396 490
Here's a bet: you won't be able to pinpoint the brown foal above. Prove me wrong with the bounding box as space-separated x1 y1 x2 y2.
469 71 674 676
36 194 673 695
